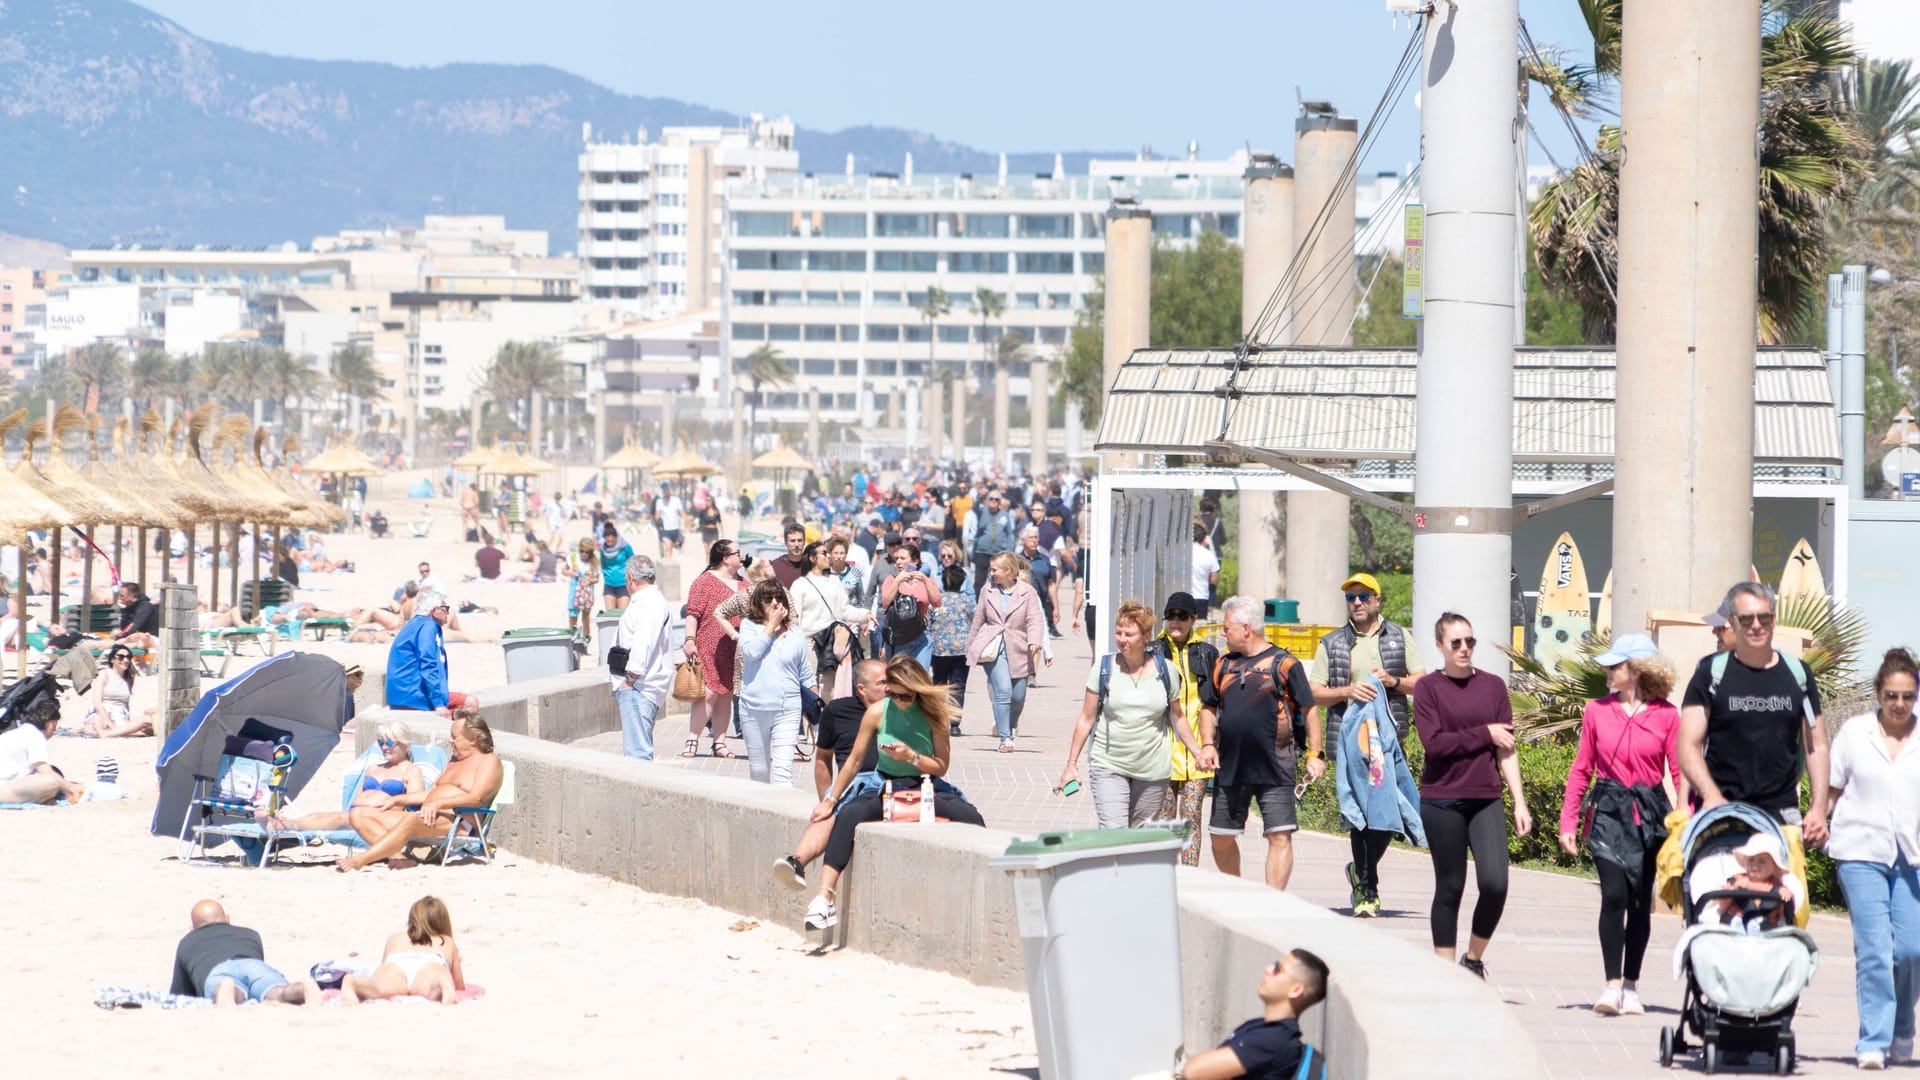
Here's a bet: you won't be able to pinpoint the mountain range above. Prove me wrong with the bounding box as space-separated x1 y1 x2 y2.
0 0 1120 250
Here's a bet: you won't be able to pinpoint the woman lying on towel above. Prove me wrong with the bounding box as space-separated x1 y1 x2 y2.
343 895 466 1005
264 721 425 833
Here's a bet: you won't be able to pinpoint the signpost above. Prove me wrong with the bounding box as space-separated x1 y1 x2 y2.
1402 203 1425 320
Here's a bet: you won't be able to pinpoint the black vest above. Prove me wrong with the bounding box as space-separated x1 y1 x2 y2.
1323 620 1411 748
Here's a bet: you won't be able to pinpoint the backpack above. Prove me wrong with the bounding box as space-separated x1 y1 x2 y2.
1212 648 1307 752
884 588 925 645
1096 652 1176 722
1708 650 1817 725
0 673 60 733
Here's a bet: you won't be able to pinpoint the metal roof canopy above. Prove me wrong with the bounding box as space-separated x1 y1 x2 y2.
1093 346 1841 466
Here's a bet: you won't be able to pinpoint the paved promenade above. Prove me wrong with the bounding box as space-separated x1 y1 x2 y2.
588 625 1868 1079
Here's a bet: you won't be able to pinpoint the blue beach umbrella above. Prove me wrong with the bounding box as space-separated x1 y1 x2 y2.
150 651 352 841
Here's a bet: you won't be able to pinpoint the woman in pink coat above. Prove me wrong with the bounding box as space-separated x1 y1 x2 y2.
966 552 1048 752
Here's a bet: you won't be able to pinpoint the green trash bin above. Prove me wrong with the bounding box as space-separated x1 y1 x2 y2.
499 627 579 683
989 828 1186 1079
1264 598 1300 624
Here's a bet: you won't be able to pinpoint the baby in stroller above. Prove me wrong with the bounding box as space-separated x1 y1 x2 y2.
1708 835 1803 933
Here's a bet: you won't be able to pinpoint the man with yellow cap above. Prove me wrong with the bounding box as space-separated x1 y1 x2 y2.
1309 571 1425 917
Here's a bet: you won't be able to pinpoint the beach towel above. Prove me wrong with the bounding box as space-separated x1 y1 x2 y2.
0 801 50 810
94 986 212 1010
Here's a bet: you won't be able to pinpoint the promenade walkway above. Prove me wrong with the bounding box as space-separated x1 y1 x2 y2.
595 625 1867 1079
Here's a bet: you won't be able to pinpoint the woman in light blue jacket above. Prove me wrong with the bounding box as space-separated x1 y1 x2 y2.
737 579 817 785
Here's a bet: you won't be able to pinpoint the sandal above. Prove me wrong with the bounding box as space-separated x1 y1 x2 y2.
793 746 812 762
710 740 734 759
680 738 699 759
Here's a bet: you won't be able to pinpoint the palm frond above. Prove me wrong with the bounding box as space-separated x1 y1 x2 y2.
1501 632 1613 744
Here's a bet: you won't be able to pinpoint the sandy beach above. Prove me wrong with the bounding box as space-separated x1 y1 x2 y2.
2 471 1038 1078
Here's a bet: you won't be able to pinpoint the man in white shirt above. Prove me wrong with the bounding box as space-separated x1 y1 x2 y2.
1191 522 1221 618
413 562 445 597
657 491 686 558
610 555 675 761
0 698 79 804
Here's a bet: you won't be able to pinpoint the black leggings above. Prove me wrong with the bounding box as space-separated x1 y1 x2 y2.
823 789 988 873
930 654 969 708
1421 798 1510 950
1349 828 1394 895
1595 849 1659 981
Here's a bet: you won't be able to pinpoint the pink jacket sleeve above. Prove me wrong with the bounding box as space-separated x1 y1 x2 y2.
1659 700 1683 795
1560 699 1604 837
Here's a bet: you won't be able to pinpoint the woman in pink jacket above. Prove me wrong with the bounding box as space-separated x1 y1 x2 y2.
1557 632 1686 1019
966 552 1048 752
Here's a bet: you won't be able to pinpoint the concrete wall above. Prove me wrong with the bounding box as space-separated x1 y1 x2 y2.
365 706 1543 1078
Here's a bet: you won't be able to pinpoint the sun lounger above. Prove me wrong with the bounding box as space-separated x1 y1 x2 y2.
304 617 351 641
212 745 451 863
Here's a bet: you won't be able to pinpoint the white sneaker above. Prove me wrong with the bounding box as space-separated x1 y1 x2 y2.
1619 985 1645 1016
1592 985 1622 1016
1892 1038 1913 1064
804 894 838 930
1858 1050 1886 1070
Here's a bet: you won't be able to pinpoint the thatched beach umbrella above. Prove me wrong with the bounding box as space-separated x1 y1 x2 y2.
0 410 73 677
653 444 724 480
179 407 269 609
274 434 347 530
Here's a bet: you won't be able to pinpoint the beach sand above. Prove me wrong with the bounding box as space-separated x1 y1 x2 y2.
4 473 1038 1078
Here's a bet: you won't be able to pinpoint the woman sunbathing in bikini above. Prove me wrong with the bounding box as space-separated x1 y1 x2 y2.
265 721 424 832
341 895 465 1005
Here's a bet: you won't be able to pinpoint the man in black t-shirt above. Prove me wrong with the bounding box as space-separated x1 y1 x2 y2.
773 660 887 892
114 582 159 649
1178 948 1328 1079
169 899 319 1006
1197 597 1323 892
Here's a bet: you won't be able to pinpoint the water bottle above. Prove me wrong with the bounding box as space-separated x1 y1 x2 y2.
919 776 936 824
881 779 894 822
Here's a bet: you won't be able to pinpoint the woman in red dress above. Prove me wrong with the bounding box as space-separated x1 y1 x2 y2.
682 539 746 758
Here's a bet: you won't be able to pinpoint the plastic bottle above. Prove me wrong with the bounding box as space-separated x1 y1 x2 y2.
919 776 936 824
881 779 894 822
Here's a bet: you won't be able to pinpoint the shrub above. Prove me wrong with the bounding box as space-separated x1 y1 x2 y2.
1504 741 1592 870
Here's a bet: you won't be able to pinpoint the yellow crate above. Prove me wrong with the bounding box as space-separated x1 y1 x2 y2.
1192 622 1336 657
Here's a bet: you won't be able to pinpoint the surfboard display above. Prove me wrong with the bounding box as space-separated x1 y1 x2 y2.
1596 569 1614 637
1534 532 1593 673
1777 538 1826 601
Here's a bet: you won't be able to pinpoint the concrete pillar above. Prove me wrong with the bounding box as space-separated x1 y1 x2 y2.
1825 272 1845 406
592 389 607 470
993 362 1011 466
1411 0 1520 677
924 382 944 460
729 388 747 488
1611 0 1760 637
886 387 901 431
1102 200 1152 473
950 378 967 462
660 393 676 452
1238 154 1296 605
1287 116 1359 626
1840 266 1867 502
156 582 200 739
529 387 544 455
686 143 715 311
1065 399 1083 460
1027 357 1050 478
806 387 821 461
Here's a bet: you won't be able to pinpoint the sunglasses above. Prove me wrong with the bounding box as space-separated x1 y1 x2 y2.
1165 611 1194 621
377 739 398 749
1735 613 1775 628
1448 636 1478 650
1345 592 1376 604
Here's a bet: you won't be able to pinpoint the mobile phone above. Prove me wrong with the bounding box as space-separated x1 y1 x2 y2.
1058 779 1081 797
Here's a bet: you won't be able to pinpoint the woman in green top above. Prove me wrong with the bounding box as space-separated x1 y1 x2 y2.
804 655 987 930
1058 601 1202 828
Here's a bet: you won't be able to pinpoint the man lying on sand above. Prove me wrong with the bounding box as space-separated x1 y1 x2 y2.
338 709 503 871
170 900 321 1006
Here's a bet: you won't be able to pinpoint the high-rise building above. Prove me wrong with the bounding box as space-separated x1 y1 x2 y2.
578 116 797 316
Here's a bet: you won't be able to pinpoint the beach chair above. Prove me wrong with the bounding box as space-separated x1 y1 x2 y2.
208 625 273 658
404 761 515 866
304 617 351 642
198 636 232 678
217 745 450 862
176 725 296 867
409 513 434 539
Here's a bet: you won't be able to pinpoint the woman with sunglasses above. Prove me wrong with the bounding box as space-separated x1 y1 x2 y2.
937 540 975 600
1556 633 1683 1017
1822 647 1920 1070
801 656 986 930
736 580 816 784
82 645 154 738
1412 612 1531 981
268 720 425 832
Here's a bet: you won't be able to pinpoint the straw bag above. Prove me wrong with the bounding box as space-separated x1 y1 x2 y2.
672 656 708 703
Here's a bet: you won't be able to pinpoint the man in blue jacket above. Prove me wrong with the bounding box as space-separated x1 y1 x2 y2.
385 591 462 712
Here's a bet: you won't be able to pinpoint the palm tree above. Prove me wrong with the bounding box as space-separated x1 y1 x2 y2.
128 346 173 413
1529 1 1867 343
1852 58 1920 210
991 329 1025 462
482 340 568 435
743 343 795 431
328 344 380 431
70 342 126 413
916 285 952 390
258 348 323 428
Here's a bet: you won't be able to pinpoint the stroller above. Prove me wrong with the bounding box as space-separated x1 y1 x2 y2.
1659 802 1819 1075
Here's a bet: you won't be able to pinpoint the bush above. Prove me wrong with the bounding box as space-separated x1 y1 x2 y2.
1504 741 1592 870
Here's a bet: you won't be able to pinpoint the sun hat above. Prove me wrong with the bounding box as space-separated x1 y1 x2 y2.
1594 632 1660 667
1732 834 1788 872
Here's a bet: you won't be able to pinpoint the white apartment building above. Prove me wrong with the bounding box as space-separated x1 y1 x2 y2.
721 152 1249 424
578 116 797 316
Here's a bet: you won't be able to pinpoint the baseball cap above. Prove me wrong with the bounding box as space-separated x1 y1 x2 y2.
1340 572 1383 595
1163 591 1200 618
1046 497 1066 515
1594 632 1659 667
1702 597 1735 629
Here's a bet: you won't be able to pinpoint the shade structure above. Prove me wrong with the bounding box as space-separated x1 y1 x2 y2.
751 444 814 472
84 443 186 529
653 445 724 479
602 443 661 471
486 445 557 477
452 444 498 470
150 651 352 843
0 463 68 533
305 442 383 477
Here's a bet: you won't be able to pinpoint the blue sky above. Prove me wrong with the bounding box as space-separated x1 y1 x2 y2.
136 0 1606 171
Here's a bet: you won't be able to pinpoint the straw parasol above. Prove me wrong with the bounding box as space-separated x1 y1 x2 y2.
11 406 124 525
0 410 77 531
750 444 814 472
602 443 661 472
453 444 498 471
488 444 557 477
653 444 724 480
273 434 347 528
88 417 183 527
305 442 383 477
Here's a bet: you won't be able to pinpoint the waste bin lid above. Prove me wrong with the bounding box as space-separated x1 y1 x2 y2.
594 611 622 620
500 627 575 640
990 828 1185 871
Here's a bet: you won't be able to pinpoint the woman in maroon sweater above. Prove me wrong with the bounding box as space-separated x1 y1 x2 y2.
1412 612 1532 981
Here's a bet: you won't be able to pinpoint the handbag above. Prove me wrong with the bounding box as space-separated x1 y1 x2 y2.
606 645 630 676
978 632 1003 664
672 656 708 703
801 685 824 725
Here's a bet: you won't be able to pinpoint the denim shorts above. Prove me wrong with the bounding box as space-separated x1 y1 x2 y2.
204 958 289 1001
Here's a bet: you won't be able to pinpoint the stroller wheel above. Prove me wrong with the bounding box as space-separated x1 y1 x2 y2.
1774 1041 1794 1075
1703 1042 1719 1075
1658 1026 1675 1068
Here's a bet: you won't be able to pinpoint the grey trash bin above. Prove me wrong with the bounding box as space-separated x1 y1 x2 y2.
594 610 621 667
500 627 579 683
989 828 1186 1079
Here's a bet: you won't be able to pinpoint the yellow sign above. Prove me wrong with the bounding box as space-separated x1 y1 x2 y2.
1402 204 1425 320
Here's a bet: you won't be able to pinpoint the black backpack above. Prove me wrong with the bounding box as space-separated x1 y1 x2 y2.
884 589 925 646
0 673 61 733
